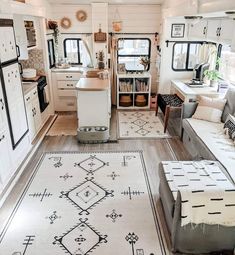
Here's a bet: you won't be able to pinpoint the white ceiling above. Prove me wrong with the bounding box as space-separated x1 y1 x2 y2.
48 0 164 5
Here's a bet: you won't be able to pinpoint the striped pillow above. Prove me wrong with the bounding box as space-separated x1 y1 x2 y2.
224 114 235 140
192 96 227 123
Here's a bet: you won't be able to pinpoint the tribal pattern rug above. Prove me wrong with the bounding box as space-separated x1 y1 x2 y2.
0 151 166 255
118 111 170 139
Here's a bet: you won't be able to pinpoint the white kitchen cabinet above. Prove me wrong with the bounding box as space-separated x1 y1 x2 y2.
188 20 208 40
13 14 28 60
206 19 235 44
24 87 42 142
219 19 235 44
0 129 12 191
0 26 18 63
52 71 82 111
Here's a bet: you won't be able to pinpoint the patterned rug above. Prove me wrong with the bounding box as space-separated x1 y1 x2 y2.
118 111 170 139
0 151 166 255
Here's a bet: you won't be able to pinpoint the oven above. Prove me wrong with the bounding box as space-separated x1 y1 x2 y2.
37 76 49 112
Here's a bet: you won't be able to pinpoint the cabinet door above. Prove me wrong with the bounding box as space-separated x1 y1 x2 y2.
188 20 207 40
32 97 42 134
0 27 17 63
2 63 28 147
0 130 12 188
25 96 36 142
0 81 7 131
13 15 28 60
206 19 220 42
219 19 235 44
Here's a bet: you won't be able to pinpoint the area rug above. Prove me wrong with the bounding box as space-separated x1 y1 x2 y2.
118 111 170 139
0 151 166 255
47 114 78 136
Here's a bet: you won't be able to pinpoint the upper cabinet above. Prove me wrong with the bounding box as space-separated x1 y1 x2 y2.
0 20 18 64
13 15 28 60
188 20 208 40
188 18 235 45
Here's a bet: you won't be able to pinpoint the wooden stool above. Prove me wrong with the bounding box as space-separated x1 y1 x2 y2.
155 94 183 133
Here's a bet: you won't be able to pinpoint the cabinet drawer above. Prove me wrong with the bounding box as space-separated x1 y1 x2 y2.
31 87 38 100
58 89 77 97
58 80 77 89
56 72 81 81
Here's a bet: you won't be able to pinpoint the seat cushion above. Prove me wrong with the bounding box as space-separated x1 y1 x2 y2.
184 118 235 182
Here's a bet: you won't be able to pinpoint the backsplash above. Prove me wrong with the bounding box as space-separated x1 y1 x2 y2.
20 49 45 75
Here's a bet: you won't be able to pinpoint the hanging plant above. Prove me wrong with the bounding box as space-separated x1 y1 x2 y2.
48 20 59 45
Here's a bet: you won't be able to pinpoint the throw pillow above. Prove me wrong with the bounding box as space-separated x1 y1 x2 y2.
192 96 227 123
224 114 235 140
221 87 235 123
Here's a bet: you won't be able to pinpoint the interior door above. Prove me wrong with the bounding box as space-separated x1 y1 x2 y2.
2 62 28 148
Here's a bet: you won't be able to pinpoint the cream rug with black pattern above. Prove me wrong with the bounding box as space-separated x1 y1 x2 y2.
0 151 166 255
118 111 170 139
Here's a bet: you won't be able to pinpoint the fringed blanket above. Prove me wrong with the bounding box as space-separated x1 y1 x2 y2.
162 161 235 226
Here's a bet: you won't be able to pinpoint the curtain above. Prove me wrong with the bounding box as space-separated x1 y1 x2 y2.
198 43 217 69
81 34 94 68
110 35 118 105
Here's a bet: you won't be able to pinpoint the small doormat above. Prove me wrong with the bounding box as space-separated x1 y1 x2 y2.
47 114 78 136
118 111 170 139
0 151 166 255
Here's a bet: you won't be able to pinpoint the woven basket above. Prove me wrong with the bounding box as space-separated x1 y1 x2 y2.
112 21 122 32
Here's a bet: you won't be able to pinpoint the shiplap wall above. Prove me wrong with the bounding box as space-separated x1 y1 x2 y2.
108 5 161 33
51 4 162 92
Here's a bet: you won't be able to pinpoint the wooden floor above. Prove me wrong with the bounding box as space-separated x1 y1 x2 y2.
0 110 192 244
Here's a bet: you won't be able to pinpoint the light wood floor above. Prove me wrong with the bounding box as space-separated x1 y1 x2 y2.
0 109 192 247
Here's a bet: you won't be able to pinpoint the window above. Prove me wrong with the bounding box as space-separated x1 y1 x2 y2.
219 45 235 84
172 42 202 71
64 38 83 65
47 39 55 68
117 38 151 71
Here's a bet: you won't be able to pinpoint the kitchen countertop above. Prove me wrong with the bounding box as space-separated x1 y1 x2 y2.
76 78 110 91
51 66 85 73
22 82 38 95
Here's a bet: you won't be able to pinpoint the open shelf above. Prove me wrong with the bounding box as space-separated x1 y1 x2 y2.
117 73 151 109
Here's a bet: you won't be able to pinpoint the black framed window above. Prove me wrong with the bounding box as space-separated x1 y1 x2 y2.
64 38 82 65
47 39 56 68
117 38 151 71
172 42 202 71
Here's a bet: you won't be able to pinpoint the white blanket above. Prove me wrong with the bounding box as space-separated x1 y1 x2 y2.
162 161 235 226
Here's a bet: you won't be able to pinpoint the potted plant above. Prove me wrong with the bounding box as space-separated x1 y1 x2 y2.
139 56 150 71
204 58 221 87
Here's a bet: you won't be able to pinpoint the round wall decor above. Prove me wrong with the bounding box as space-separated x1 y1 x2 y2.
60 17 71 29
76 10 87 22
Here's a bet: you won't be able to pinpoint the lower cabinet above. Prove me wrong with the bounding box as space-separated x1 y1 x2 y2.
0 129 12 192
25 87 42 142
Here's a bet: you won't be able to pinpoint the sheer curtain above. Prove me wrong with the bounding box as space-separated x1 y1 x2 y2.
81 34 94 68
110 35 118 105
198 43 217 69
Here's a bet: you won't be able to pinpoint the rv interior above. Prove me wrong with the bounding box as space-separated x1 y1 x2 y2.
1 0 235 254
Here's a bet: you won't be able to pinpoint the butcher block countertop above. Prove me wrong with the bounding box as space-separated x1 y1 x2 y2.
76 78 110 91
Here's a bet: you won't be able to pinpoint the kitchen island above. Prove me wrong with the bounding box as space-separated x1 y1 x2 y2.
76 77 111 142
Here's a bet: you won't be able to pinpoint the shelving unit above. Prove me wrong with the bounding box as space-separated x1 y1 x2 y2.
117 73 151 109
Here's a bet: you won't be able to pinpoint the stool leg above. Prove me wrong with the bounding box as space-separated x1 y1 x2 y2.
155 95 159 116
164 106 170 133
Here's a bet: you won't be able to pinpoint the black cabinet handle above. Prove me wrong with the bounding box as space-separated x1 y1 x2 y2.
0 135 5 142
33 91 37 95
203 27 206 35
26 96 30 101
16 45 21 58
18 63 23 75
66 75 73 78
0 98 4 110
219 27 222 36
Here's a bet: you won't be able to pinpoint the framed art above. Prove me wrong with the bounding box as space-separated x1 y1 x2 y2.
117 63 126 74
171 24 185 38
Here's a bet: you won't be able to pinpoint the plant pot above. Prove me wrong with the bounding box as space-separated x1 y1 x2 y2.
210 80 218 87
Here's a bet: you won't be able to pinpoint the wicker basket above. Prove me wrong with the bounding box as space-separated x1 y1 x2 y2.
120 95 132 107
135 95 147 107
